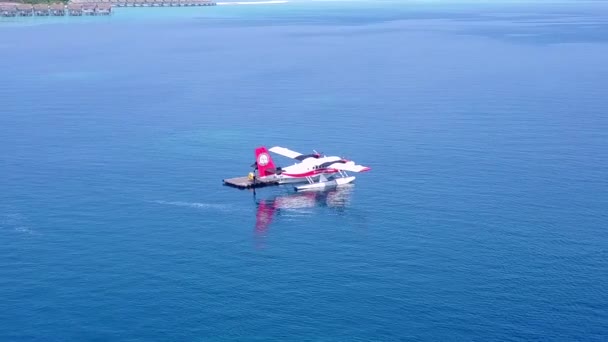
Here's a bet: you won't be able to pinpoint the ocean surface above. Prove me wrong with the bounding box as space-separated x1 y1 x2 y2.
1 0 607 340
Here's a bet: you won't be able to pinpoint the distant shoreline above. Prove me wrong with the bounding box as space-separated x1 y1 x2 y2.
0 0 288 6
0 0 289 17
1 1 211 17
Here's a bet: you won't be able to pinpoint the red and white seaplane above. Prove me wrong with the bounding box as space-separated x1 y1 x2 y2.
250 146 370 191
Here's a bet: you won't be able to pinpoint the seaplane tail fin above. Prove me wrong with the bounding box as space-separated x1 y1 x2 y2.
331 161 371 173
255 146 277 176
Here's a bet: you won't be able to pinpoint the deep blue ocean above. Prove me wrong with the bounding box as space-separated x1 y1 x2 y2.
1 0 607 340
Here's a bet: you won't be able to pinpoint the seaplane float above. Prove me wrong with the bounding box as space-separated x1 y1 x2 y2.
223 146 371 191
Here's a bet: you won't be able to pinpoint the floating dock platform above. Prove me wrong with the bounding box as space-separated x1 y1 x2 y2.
223 176 279 190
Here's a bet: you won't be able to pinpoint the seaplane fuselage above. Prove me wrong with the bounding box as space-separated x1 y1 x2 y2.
263 155 344 183
252 146 370 190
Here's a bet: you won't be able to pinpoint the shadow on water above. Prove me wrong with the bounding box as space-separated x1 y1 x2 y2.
253 185 355 234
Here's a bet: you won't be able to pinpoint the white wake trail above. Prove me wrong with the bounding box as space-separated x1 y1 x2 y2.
150 200 242 213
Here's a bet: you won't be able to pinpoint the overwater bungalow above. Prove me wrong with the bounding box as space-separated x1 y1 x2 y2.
50 3 65 16
16 4 33 16
0 4 17 17
33 4 49 16
67 3 82 15
96 4 111 15
82 4 95 15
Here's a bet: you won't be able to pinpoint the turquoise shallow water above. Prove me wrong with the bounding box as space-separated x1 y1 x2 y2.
1 1 608 340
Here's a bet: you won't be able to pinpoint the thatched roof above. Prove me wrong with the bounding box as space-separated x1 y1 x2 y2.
0 2 17 10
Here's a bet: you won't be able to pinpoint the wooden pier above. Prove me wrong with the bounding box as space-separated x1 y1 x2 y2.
223 176 279 190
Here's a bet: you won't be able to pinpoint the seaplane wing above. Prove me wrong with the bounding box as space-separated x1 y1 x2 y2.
269 146 303 159
269 146 323 161
329 161 371 173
